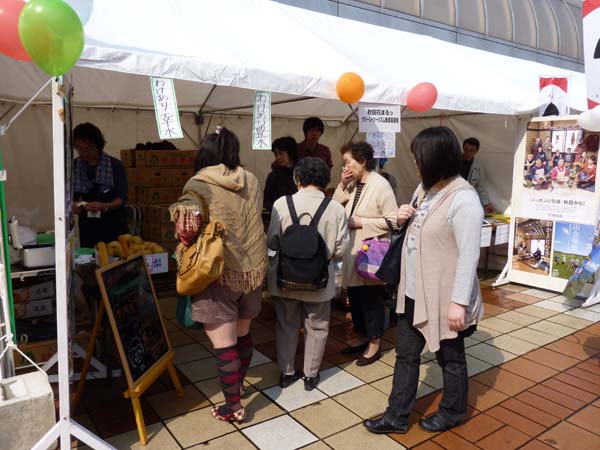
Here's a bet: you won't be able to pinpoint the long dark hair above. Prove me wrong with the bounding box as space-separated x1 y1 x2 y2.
410 126 462 190
194 127 241 172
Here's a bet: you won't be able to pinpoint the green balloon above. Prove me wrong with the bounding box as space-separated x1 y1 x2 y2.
18 0 84 76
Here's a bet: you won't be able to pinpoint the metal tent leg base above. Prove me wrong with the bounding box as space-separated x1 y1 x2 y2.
492 262 510 288
31 418 116 450
41 343 121 383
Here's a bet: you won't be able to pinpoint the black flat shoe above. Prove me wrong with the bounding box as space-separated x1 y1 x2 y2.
419 413 462 433
341 342 368 354
363 415 408 434
279 371 302 388
356 350 382 366
304 374 320 391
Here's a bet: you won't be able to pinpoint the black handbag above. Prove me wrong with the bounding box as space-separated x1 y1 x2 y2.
375 199 418 286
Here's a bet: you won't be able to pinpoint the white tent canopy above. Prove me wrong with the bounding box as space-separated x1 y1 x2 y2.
0 0 587 116
0 0 588 235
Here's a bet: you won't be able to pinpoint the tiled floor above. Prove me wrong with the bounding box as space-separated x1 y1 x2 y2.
70 278 600 449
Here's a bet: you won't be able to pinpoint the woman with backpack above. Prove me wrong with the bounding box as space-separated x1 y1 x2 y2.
334 142 398 366
267 157 349 390
170 127 267 424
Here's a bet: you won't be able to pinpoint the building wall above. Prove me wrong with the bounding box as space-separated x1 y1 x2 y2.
276 0 584 72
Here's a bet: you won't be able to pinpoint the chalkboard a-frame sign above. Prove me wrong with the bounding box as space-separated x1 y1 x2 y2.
96 253 171 387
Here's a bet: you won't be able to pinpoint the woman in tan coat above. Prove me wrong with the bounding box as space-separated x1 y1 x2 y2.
170 127 267 424
364 126 484 435
333 142 398 365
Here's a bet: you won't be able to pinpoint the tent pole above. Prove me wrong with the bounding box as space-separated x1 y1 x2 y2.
205 95 314 114
343 104 358 124
0 78 52 136
198 85 217 115
197 85 217 142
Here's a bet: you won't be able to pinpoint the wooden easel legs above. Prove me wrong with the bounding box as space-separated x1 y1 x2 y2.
124 355 183 445
74 301 184 445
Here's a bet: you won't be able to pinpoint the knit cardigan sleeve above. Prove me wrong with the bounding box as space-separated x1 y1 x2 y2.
333 183 351 205
361 177 398 237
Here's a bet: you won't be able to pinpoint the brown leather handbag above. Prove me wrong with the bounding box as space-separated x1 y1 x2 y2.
176 193 226 296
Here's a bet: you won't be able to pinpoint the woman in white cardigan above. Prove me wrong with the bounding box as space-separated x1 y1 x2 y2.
333 142 398 366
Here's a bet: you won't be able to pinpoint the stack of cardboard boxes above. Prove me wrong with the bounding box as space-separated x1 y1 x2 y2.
13 280 55 321
121 148 196 254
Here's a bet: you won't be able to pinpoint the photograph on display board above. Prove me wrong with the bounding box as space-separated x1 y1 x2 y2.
512 218 553 276
551 221 596 279
522 123 600 222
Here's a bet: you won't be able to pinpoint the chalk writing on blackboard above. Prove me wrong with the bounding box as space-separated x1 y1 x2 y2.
98 255 169 383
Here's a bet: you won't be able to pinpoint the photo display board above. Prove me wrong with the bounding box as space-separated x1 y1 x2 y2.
96 254 171 386
508 116 600 291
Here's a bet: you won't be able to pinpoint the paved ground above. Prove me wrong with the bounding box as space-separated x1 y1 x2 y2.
73 279 600 449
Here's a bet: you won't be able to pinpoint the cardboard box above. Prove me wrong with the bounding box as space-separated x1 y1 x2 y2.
15 333 90 367
15 339 58 367
171 168 193 186
136 186 182 204
128 168 192 188
120 149 136 167
135 150 196 168
127 185 136 203
144 205 172 226
13 298 54 319
13 281 55 304
142 222 177 242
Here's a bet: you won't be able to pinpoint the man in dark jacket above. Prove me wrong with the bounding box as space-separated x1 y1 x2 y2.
263 137 299 212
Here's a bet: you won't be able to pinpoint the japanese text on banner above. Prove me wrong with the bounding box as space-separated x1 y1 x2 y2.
358 103 401 133
253 91 271 150
150 77 184 140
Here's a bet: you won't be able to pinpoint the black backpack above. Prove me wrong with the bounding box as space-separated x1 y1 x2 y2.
277 195 331 291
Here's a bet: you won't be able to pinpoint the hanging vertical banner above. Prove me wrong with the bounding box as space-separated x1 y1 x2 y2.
358 103 401 133
583 0 600 108
252 91 271 150
539 77 569 116
366 132 396 158
150 77 184 140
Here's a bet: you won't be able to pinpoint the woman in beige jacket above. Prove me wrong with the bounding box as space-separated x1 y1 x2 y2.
170 127 267 424
333 142 398 365
364 126 484 436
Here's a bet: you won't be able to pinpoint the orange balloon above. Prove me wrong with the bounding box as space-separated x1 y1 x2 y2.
336 72 365 104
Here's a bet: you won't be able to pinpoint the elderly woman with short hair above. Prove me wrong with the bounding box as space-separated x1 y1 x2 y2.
334 142 398 365
267 157 349 391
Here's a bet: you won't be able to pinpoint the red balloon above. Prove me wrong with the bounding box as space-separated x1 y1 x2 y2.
406 82 438 113
0 0 30 60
